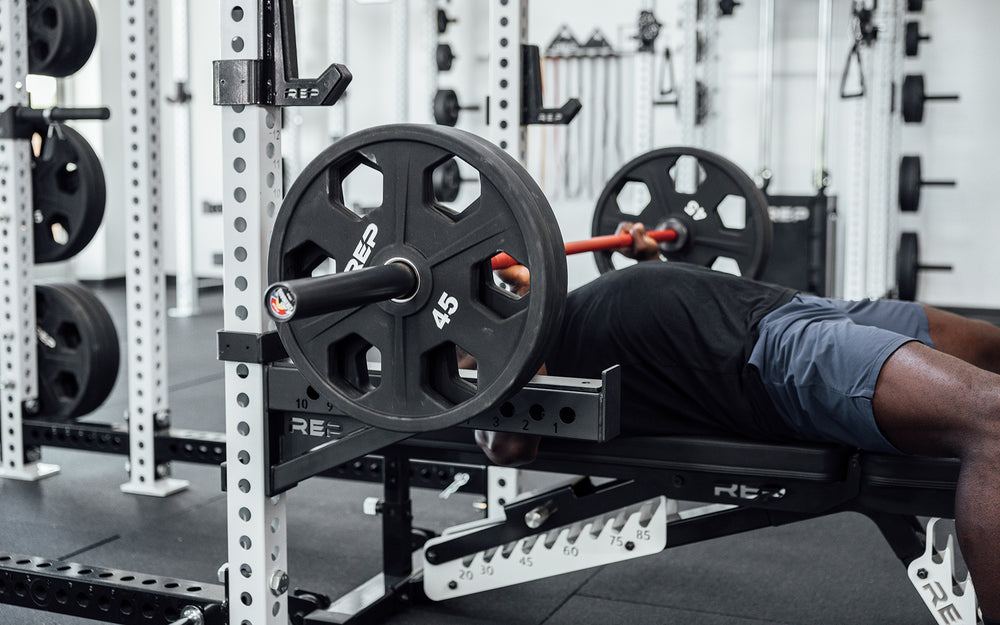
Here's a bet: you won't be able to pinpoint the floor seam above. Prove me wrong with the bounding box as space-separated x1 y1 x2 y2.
169 373 225 393
58 535 122 561
573 591 802 625
538 568 604 625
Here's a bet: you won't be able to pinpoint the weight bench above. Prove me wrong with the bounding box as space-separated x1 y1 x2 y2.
310 430 977 625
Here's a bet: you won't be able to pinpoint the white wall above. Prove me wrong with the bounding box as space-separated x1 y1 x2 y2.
54 0 1000 308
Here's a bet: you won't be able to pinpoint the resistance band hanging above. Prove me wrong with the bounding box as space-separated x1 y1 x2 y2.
840 1 878 99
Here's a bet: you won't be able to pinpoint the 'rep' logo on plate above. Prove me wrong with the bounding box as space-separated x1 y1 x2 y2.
268 286 296 320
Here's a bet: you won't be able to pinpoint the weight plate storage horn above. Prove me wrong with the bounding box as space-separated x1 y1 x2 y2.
268 124 567 433
32 124 107 263
591 147 772 278
32 283 120 421
27 0 99 78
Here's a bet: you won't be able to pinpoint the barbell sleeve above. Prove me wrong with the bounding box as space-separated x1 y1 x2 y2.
491 229 679 270
266 261 418 322
17 106 112 122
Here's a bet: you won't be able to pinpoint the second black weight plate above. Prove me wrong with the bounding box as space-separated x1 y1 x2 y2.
592 147 772 278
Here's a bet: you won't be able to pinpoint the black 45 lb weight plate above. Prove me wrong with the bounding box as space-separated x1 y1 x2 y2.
268 124 567 432
32 283 120 421
592 147 772 278
32 124 107 263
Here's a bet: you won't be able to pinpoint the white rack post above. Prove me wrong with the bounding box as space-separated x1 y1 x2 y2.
416 0 437 124
813 0 834 192
119 0 187 497
168 0 201 318
484 0 528 515
392 0 409 121
679 0 698 147
0 0 58 481
866 0 902 298
699 0 721 150
327 0 348 141
756 0 774 186
220 2 289 623
488 0 526 162
632 51 654 159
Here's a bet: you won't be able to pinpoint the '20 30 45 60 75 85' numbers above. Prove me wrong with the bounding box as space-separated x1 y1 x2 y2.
453 528 654 579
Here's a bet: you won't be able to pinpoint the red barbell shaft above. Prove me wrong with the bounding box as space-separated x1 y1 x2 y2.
491 229 678 270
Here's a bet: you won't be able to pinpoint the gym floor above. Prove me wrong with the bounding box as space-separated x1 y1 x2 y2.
0 284 952 624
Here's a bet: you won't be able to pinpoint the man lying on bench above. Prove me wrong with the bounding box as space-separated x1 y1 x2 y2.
473 222 1000 624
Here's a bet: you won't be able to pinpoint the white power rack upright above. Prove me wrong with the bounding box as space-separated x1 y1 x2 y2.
485 0 529 517
219 1 289 622
0 0 55 482
120 0 188 497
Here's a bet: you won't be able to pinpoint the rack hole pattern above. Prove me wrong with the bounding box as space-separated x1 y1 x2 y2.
222 2 288 623
0 0 38 473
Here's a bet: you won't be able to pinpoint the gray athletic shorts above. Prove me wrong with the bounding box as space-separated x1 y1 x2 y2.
748 294 934 453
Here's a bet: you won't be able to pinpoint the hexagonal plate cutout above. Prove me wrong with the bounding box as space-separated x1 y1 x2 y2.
56 161 80 194
616 180 652 216
711 256 741 276
337 155 383 218
328 333 380 395
717 195 747 230
668 155 706 194
56 322 81 350
49 216 70 246
54 371 79 400
480 251 529 320
424 341 477 406
311 257 337 278
283 241 334 278
430 156 481 221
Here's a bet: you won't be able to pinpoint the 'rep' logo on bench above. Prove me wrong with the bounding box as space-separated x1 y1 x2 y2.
713 482 787 501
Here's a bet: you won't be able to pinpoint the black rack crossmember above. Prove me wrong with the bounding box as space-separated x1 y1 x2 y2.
0 552 225 624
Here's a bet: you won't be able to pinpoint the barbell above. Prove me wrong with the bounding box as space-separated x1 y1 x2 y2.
433 90 482 127
898 155 955 213
437 8 456 34
904 21 931 57
896 232 953 301
902 74 959 124
437 44 456 72
265 125 771 433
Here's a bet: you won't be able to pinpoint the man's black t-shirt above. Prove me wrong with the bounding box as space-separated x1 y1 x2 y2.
545 262 797 440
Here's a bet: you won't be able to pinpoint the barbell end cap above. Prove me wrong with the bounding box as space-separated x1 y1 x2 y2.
266 284 298 322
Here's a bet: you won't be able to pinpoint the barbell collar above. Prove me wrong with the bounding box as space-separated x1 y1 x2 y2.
266 261 418 322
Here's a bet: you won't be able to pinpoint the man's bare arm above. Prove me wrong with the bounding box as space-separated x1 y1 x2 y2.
475 429 542 467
